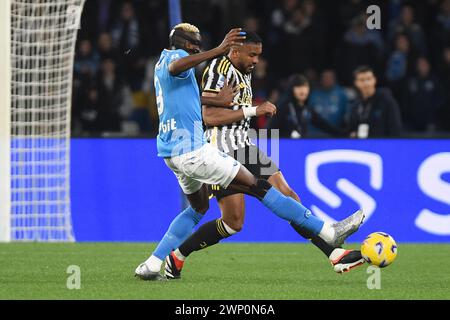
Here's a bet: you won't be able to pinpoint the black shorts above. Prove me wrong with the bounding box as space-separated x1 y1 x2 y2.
210 144 280 201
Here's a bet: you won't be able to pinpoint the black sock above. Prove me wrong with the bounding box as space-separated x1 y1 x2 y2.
179 219 231 257
290 222 336 257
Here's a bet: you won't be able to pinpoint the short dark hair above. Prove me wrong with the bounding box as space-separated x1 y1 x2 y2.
353 65 375 79
242 30 262 44
290 74 310 87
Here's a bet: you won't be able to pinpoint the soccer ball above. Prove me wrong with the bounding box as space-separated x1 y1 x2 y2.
361 232 398 268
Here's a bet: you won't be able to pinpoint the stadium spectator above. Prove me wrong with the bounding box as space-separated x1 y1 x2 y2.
389 5 427 55
431 0 450 63
74 39 100 82
267 0 300 78
402 57 444 133
110 1 146 89
309 70 349 136
335 14 383 85
252 57 271 102
300 0 328 69
243 16 260 34
338 0 366 28
79 0 120 41
386 34 413 82
349 66 402 138
110 1 140 53
75 87 101 134
71 0 450 138
251 57 274 130
282 7 322 78
95 58 126 133
270 0 299 31
97 32 118 61
438 46 450 131
267 75 345 138
385 33 417 102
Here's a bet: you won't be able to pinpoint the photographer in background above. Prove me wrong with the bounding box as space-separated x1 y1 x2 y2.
349 66 403 138
267 74 346 138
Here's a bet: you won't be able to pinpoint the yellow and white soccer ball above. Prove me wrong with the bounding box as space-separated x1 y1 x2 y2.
361 232 398 268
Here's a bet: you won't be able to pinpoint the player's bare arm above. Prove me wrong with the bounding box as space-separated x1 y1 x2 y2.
202 97 277 126
200 79 239 108
169 28 246 76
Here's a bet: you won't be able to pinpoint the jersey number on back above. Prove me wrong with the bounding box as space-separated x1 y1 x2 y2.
154 75 164 115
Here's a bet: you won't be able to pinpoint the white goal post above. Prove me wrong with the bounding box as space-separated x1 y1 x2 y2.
0 1 12 242
0 0 85 242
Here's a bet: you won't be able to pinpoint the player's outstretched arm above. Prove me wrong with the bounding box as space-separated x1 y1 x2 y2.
169 28 246 76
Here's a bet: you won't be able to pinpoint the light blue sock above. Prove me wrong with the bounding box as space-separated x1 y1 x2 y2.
262 187 324 235
153 206 203 260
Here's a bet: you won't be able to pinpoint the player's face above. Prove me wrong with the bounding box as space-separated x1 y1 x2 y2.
185 33 202 54
355 71 376 95
237 43 262 74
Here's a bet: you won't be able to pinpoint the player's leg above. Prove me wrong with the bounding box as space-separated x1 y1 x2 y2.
267 171 365 273
135 158 210 280
166 193 245 279
160 143 363 276
220 193 245 231
268 171 333 254
228 166 364 247
178 193 244 256
152 183 210 261
176 144 363 248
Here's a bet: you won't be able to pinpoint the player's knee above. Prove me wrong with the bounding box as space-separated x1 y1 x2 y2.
231 222 243 232
280 185 297 200
223 216 244 232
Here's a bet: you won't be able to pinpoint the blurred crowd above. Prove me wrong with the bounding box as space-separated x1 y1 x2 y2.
72 0 450 138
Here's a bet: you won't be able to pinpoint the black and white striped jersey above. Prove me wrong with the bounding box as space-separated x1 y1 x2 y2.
201 56 254 153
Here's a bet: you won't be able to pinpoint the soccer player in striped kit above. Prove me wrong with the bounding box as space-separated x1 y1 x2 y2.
135 24 364 281
164 31 365 279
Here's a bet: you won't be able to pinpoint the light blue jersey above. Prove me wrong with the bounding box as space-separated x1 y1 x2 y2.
154 49 205 158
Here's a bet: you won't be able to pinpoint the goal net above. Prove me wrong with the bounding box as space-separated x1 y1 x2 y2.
0 0 85 241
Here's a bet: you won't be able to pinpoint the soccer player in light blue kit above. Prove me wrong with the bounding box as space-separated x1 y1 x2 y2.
135 23 364 281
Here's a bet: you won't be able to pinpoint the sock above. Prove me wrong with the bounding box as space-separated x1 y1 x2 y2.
173 248 186 261
178 219 237 257
144 255 163 273
262 187 325 235
290 222 336 257
318 222 335 243
222 220 238 235
152 206 203 261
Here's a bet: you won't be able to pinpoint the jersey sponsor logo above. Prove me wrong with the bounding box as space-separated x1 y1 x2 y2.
159 118 177 134
217 74 225 88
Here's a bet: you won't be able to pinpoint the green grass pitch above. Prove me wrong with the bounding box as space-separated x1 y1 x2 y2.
1 243 450 300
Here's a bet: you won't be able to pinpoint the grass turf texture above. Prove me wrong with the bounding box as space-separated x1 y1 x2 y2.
1 243 449 300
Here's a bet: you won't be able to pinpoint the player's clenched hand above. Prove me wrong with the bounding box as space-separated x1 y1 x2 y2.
256 102 277 117
216 78 239 107
217 28 246 54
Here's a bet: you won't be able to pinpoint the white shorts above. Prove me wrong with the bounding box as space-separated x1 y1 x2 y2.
164 143 241 195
